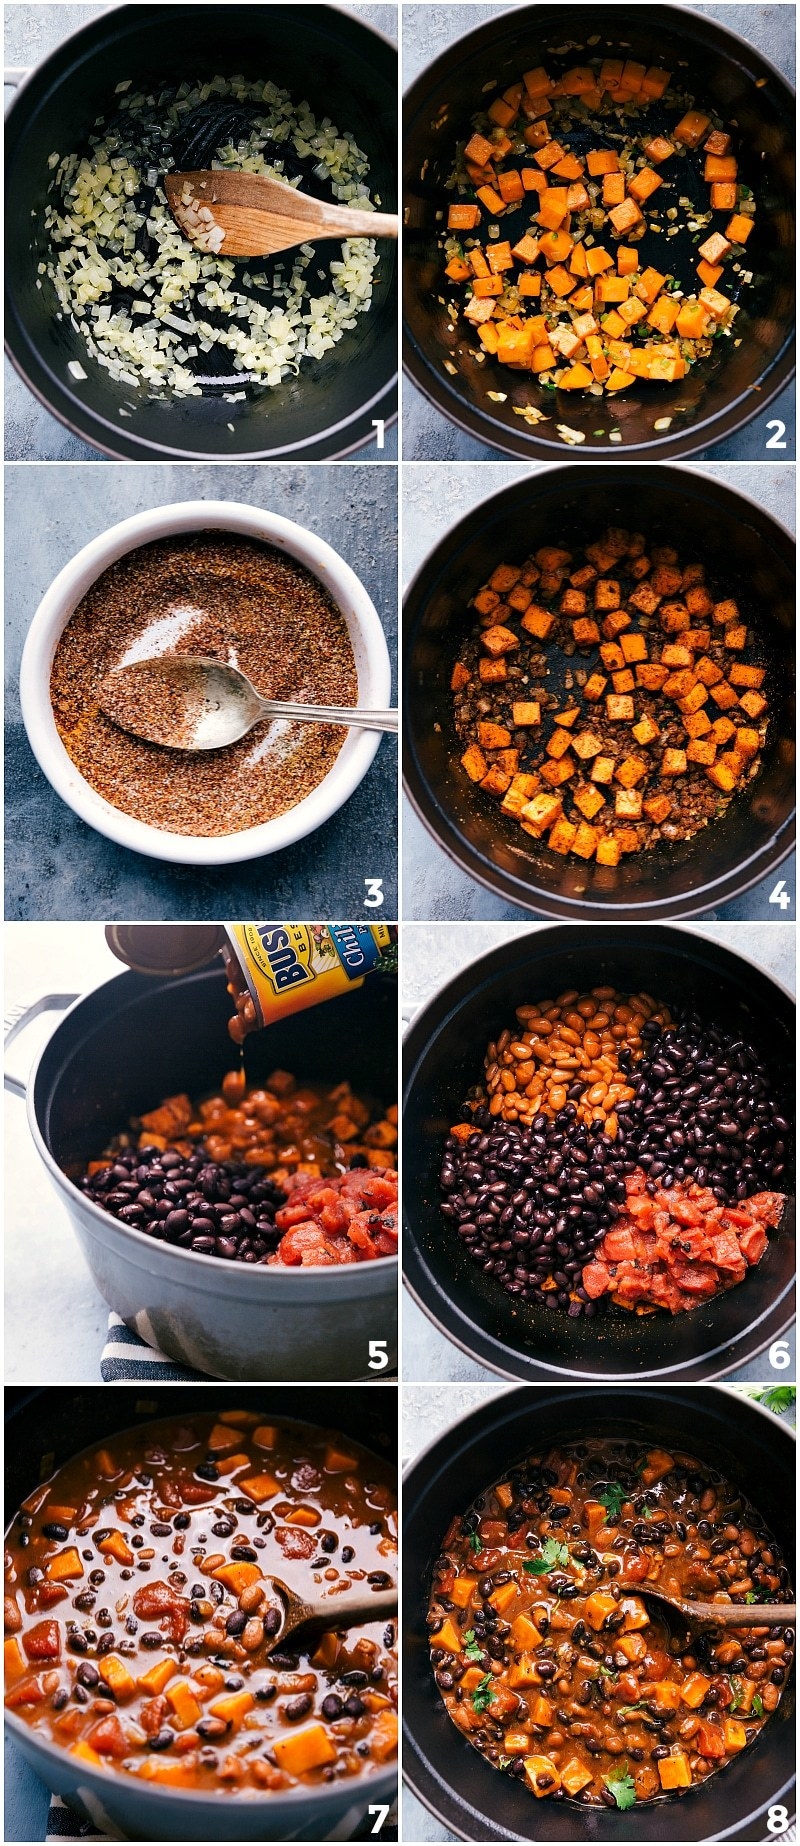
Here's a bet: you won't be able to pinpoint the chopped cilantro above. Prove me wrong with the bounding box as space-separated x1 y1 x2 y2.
497 1754 512 1770
745 1592 757 1604
524 1537 570 1575
752 1693 765 1718
463 1630 484 1663
603 1769 637 1811
469 1531 482 1554
597 1483 626 1521
730 1677 743 1712
471 1672 495 1715
617 1702 647 1718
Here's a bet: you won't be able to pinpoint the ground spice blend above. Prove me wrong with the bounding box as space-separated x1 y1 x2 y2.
50 531 358 836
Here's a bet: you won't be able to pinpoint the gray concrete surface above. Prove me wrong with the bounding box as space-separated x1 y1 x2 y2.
401 919 796 1387
4 464 398 919
401 2 796 463
401 461 796 921
4 1 398 465
401 1380 796 1843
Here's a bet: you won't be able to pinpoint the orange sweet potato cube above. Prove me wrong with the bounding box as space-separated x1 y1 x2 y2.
481 624 519 657
478 657 507 684
512 701 541 726
461 744 488 783
521 605 556 640
573 785 606 821
547 818 578 855
571 823 599 860
591 756 616 785
661 749 687 776
615 788 643 819
643 793 673 824
606 695 634 721
477 721 513 750
595 835 622 866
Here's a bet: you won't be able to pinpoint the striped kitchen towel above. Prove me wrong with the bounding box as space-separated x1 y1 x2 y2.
47 1793 399 1840
100 1313 201 1382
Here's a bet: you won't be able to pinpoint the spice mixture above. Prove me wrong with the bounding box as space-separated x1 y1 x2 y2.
453 525 769 866
50 532 357 836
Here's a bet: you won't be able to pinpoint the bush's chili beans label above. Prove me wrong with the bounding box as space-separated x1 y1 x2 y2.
224 925 397 1042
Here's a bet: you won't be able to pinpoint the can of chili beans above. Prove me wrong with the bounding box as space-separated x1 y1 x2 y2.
105 923 398 1043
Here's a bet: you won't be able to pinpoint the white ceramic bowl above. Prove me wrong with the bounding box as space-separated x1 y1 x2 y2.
20 499 392 865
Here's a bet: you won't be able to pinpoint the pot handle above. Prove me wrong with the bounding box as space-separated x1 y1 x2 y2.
4 69 29 89
4 994 78 1098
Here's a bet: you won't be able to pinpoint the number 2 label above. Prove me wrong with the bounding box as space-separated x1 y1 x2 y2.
765 420 787 450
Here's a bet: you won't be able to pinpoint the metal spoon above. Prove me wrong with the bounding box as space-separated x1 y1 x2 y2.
264 1573 397 1657
165 167 398 259
97 657 397 751
618 1582 796 1641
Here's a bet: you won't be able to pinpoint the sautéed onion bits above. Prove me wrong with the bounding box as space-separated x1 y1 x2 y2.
41 74 380 400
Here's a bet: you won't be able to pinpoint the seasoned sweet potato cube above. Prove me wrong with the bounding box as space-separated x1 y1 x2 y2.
481 623 519 657
663 667 695 698
478 659 507 686
686 738 717 766
521 605 556 640
726 213 754 245
628 166 662 203
707 759 737 792
595 834 622 866
636 663 669 690
591 756 616 785
628 583 661 616
480 764 512 796
661 749 687 776
678 684 707 716
709 681 739 710
490 563 522 593
734 727 761 757
572 617 601 646
724 624 747 650
611 669 635 694
521 792 563 835
729 663 765 689
738 690 767 720
478 721 512 749
571 823 599 860
573 784 606 821
683 627 711 650
600 642 625 670
606 695 634 721
674 110 711 148
473 587 500 616
608 197 644 235
615 788 643 818
540 757 575 786
602 610 632 639
513 702 542 726
660 603 690 633
547 818 578 855
615 755 648 788
560 587 587 616
461 745 488 783
553 707 580 728
712 596 739 625
643 135 674 164
619 632 647 663
632 715 660 746
451 661 470 692
583 673 608 702
698 230 731 265
643 793 672 823
593 578 621 611
694 655 724 686
572 730 603 760
683 709 712 738
545 727 573 760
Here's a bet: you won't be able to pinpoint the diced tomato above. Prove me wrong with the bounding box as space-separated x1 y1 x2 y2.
582 1261 612 1299
87 1713 129 1757
275 1525 318 1559
23 1620 61 1662
132 1579 189 1643
739 1223 768 1264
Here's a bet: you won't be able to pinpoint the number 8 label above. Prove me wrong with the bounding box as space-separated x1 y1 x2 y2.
767 1804 789 1834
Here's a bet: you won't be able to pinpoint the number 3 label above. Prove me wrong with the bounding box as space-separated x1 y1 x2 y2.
365 878 384 907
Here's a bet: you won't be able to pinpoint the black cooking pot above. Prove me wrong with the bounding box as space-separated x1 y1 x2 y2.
403 464 795 917
5 3 397 460
402 1385 795 1842
5 1386 396 1841
403 3 795 459
6 962 397 1380
402 925 795 1380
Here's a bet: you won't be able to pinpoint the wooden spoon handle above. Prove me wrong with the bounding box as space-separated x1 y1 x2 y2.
293 1584 397 1634
325 208 398 240
686 1601 796 1627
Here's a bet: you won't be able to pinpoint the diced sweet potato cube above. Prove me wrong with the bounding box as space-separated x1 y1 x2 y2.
572 617 600 646
684 708 712 738
521 606 556 640
628 166 662 203
698 231 731 264
571 823 599 859
686 738 716 766
99 1655 137 1701
512 702 541 726
724 624 747 650
212 1561 263 1593
606 695 634 721
448 204 482 230
709 681 739 710
611 668 635 694
461 744 488 783
595 835 621 866
582 673 608 702
477 722 513 750
608 197 643 235
661 749 687 775
738 690 766 719
274 1719 339 1777
729 663 765 689
694 655 724 686
643 793 672 823
726 213 754 245
632 715 660 746
710 181 738 210
602 610 632 639
524 1753 561 1796
540 758 575 786
615 755 648 788
658 1752 692 1789
591 756 616 785
619 633 647 664
734 727 761 757
45 1548 83 1583
678 683 708 715
572 730 603 760
674 110 710 148
643 135 674 164
480 764 512 797
586 149 619 176
547 819 578 855
615 789 642 819
481 624 519 658
479 657 507 684
521 793 563 835
573 785 606 821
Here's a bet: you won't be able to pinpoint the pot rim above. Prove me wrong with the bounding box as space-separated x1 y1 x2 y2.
402 463 796 918
21 969 398 1291
401 921 796 1378
4 1 399 464
20 499 392 867
401 1382 796 1844
401 0 796 462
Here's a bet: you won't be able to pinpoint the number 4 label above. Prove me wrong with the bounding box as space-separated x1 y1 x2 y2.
769 879 791 912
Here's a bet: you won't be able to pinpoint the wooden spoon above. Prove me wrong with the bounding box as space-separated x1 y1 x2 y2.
618 1583 796 1641
265 1574 397 1656
165 168 398 259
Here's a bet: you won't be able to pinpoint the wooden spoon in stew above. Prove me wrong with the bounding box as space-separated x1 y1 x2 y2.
265 1575 397 1655
618 1583 796 1641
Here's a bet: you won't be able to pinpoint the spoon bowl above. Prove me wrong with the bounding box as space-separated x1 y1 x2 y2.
266 1573 398 1656
617 1581 797 1645
165 168 399 259
98 656 397 750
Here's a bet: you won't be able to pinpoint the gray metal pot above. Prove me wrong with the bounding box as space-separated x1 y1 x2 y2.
5 1384 397 1840
4 964 397 1381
